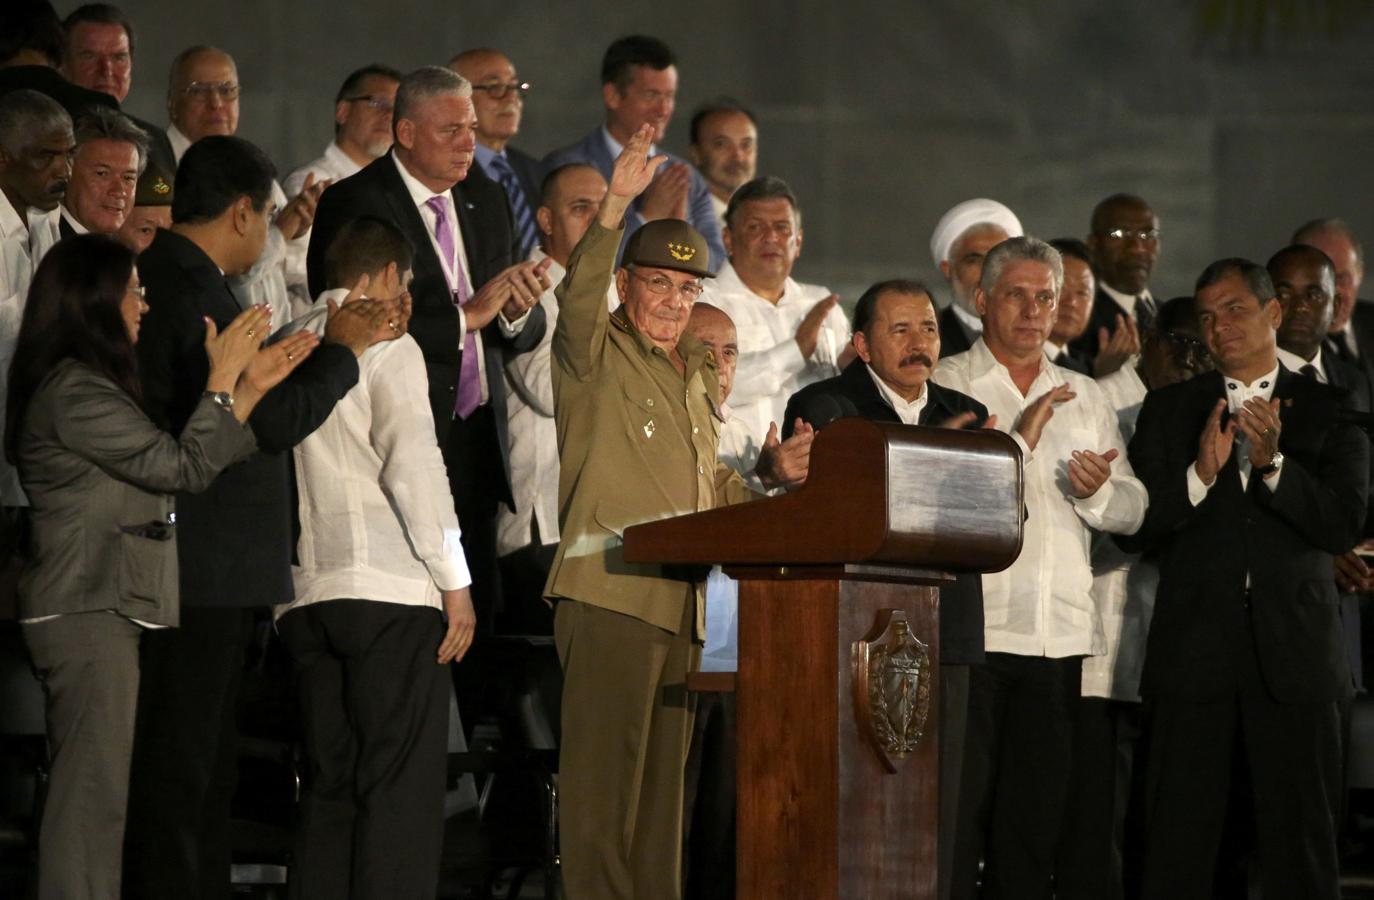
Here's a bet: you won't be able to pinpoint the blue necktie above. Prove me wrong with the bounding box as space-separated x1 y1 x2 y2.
489 154 539 258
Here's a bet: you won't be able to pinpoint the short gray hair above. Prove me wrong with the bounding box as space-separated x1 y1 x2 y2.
166 45 234 99
74 107 150 175
394 66 472 124
0 89 72 157
980 235 1064 296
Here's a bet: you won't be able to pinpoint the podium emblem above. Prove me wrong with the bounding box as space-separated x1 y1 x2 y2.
852 609 931 773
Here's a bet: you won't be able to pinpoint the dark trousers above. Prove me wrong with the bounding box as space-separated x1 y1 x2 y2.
951 652 1082 900
497 538 556 636
1056 697 1146 900
684 691 736 900
123 606 256 900
938 664 971 900
1140 625 1342 900
278 600 450 900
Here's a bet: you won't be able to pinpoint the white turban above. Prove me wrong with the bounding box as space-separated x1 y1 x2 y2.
929 199 1024 268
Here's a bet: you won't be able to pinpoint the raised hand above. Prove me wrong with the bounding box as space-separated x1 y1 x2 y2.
1093 314 1141 377
1014 383 1075 452
599 123 669 228
276 172 331 241
795 295 839 360
756 419 815 490
1194 398 1235 485
204 304 271 393
1067 447 1119 499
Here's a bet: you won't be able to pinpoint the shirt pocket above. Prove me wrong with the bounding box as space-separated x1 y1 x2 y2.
621 382 662 443
117 525 177 607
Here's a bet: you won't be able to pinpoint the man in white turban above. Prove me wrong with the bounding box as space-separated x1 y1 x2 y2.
930 199 1023 357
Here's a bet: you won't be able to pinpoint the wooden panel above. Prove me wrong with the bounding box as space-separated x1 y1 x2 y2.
736 576 840 899
687 671 736 692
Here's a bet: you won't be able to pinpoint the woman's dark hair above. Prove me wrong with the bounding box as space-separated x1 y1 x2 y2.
5 234 141 462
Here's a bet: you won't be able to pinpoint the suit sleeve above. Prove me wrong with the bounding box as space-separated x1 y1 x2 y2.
687 169 727 273
1124 390 1203 552
51 370 256 494
552 222 621 383
246 343 360 453
1254 420 1369 555
306 182 347 299
136 278 210 435
489 302 546 355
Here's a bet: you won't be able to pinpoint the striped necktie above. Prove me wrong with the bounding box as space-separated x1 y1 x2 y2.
488 154 539 258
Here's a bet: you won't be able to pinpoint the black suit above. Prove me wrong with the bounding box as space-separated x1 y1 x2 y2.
0 64 116 120
125 112 177 180
1069 286 1150 370
1127 366 1369 899
938 305 975 358
123 229 360 900
783 360 988 900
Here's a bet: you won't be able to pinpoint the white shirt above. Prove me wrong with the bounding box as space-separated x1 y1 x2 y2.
1084 363 1155 700
0 198 61 505
496 247 617 556
276 289 471 618
932 338 1148 657
170 124 300 327
709 192 728 233
282 142 365 313
949 300 983 337
391 152 529 409
867 365 928 424
1276 345 1326 383
1099 281 1154 320
702 260 849 489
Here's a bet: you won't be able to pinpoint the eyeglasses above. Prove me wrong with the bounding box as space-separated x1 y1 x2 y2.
1156 330 1211 368
344 94 394 112
471 81 531 100
126 284 146 299
183 80 240 101
1101 227 1160 243
630 269 703 301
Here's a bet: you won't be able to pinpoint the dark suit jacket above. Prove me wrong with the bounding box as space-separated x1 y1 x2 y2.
1127 366 1369 703
0 65 116 120
505 145 543 207
781 360 989 665
307 153 546 508
937 305 974 359
137 229 360 607
125 113 176 179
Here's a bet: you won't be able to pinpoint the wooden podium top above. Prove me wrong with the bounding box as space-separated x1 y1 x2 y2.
623 417 1023 573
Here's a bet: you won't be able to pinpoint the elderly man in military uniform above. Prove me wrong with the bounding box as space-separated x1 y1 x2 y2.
548 123 808 900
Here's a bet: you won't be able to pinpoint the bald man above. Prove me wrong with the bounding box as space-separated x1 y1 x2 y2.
450 48 541 257
1073 193 1163 367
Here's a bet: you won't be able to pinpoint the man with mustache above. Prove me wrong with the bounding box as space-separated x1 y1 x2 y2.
58 106 146 239
542 34 726 271
451 48 541 260
0 88 72 507
932 236 1147 898
687 98 757 232
783 279 990 900
1071 193 1164 369
702 175 851 489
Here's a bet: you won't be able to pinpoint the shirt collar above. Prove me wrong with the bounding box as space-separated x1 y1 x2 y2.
391 150 451 209
1221 362 1281 407
1275 346 1325 382
712 259 801 306
0 193 26 240
167 123 192 163
866 364 928 420
473 142 502 173
1099 280 1153 316
966 335 1053 384
323 141 363 179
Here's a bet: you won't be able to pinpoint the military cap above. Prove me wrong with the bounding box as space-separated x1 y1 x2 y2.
134 158 174 207
622 218 713 278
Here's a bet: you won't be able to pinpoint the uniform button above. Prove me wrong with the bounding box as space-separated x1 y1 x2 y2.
693 426 699 434
698 465 705 475
647 398 655 407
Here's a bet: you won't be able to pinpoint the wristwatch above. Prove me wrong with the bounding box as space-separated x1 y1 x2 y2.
204 390 234 411
1255 450 1284 477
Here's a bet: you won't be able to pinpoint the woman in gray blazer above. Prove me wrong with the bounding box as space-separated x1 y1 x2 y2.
3 234 319 900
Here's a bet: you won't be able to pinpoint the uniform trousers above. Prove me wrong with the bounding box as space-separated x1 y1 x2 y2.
24 612 142 900
278 600 450 900
123 606 256 900
555 597 699 900
951 652 1082 900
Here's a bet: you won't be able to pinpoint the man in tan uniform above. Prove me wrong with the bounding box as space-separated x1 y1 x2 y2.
548 124 807 899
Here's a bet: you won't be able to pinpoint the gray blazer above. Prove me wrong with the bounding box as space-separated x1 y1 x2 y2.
16 359 256 625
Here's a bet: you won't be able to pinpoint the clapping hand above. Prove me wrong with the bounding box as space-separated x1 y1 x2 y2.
1094 314 1140 377
204 304 272 392
275 173 330 241
1194 399 1235 485
1014 383 1075 452
756 419 815 490
599 124 668 229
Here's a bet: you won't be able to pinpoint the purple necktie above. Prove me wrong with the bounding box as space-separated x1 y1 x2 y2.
426 195 480 419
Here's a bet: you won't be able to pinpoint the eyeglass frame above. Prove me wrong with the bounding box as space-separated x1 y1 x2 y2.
1100 227 1161 243
628 268 704 302
343 94 395 112
182 80 240 101
471 81 532 100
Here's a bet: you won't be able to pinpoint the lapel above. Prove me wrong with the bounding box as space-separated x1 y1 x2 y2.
376 159 448 309
919 381 963 427
449 176 482 288
837 360 900 423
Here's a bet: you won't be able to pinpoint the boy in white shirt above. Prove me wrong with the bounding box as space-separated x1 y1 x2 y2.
275 215 474 899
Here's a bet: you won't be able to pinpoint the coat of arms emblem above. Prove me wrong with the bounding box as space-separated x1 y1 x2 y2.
852 609 931 772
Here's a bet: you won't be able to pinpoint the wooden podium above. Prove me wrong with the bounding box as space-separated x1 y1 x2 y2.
623 418 1023 900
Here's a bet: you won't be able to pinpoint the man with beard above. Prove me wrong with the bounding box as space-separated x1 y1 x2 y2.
1072 193 1162 368
0 88 71 506
58 106 145 239
450 48 541 259
929 198 1022 357
688 98 757 232
285 65 400 201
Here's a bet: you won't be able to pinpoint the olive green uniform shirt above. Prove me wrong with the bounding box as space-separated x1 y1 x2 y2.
545 221 755 635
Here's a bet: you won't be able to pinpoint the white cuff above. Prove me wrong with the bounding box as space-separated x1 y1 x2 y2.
498 308 531 336
1186 462 1213 507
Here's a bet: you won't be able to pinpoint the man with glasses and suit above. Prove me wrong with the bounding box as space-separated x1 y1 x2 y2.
1071 193 1164 369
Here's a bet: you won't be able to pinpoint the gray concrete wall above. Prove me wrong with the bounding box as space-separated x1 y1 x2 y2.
115 0 1374 304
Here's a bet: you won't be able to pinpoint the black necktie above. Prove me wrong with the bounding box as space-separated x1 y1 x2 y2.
1299 364 1319 381
1135 295 1157 335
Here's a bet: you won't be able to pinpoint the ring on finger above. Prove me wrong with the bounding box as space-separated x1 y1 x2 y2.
246 328 256 337
388 319 398 331
287 352 294 361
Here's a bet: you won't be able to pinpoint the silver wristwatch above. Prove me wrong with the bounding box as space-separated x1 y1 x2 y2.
204 390 234 411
